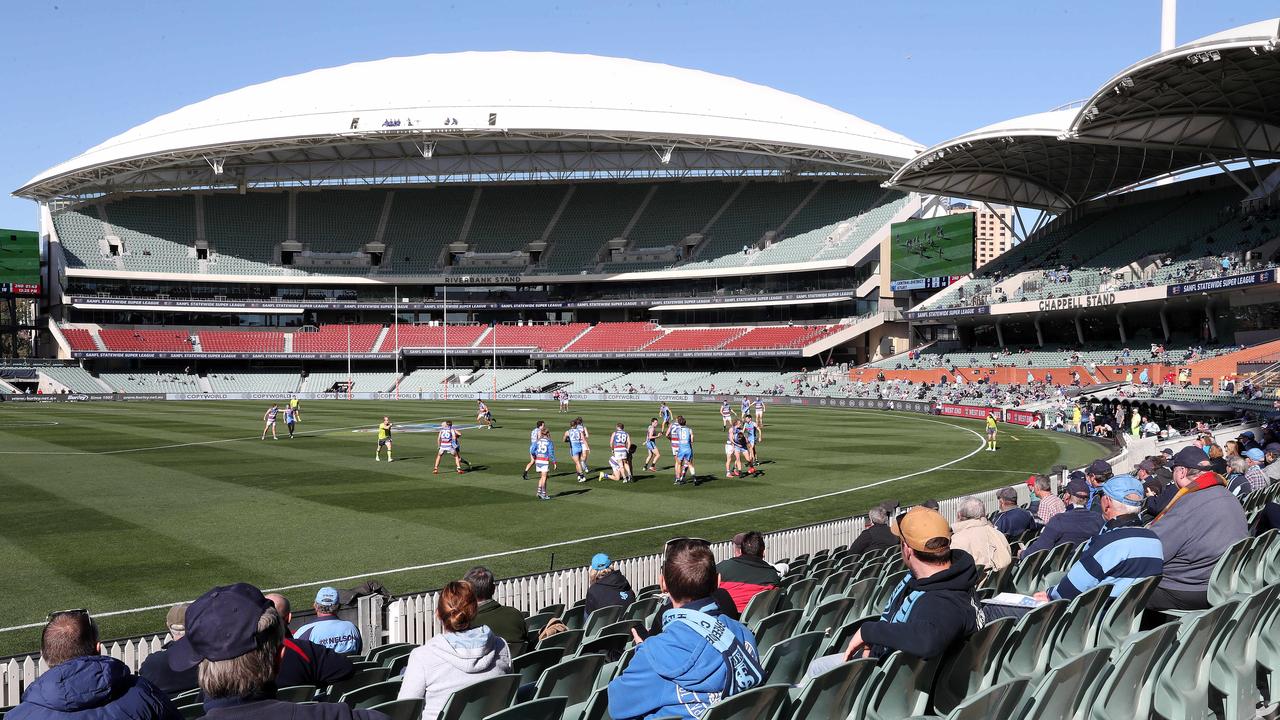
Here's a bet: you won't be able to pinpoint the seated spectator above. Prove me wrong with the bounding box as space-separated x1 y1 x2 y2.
716 531 781 612
992 487 1035 540
1019 476 1105 559
1031 474 1066 525
167 583 385 719
1242 448 1271 493
1265 443 1280 483
139 604 198 696
609 541 762 720
295 587 362 654
1225 455 1253 499
1148 446 1249 611
1033 475 1163 601
585 553 636 616
1084 459 1113 513
829 507 980 661
464 566 529 652
11 610 179 720
950 497 1011 571
397 581 512 720
265 594 355 689
848 504 899 557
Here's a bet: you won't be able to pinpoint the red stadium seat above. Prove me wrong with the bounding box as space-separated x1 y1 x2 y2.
61 327 99 351
293 324 383 353
488 323 590 352
645 327 746 351
563 322 664 352
723 325 831 350
198 331 285 353
378 324 487 351
98 328 194 352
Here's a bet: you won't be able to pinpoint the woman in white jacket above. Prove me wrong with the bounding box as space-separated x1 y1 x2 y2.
397 580 513 719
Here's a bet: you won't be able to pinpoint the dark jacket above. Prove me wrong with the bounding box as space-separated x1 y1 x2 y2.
1019 505 1106 558
848 523 898 557
472 600 528 650
277 638 356 689
993 507 1035 539
138 643 198 697
202 694 387 720
585 570 636 617
9 655 181 720
715 555 781 612
859 550 982 659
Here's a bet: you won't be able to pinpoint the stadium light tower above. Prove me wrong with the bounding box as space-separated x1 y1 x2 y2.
1161 0 1176 51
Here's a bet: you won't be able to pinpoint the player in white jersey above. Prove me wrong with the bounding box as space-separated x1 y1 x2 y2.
433 420 463 475
529 428 557 501
724 419 748 477
558 391 570 413
719 401 733 429
476 399 495 429
575 417 592 471
600 422 634 483
643 417 661 471
261 404 280 440
523 420 546 481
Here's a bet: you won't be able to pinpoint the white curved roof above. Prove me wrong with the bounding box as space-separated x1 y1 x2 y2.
18 51 920 198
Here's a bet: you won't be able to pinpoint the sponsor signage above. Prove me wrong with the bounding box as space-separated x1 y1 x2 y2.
1003 409 1041 426
1167 269 1276 296
1 392 164 403
939 404 995 419
906 305 991 320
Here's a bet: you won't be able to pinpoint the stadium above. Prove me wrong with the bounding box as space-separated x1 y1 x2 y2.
1 11 1280 720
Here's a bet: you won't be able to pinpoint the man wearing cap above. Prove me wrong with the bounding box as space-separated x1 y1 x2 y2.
265 594 356 690
585 553 636 617
167 583 387 719
835 507 981 661
295 587 361 654
1033 475 1163 602
1239 431 1261 452
139 604 200 696
1083 459 1113 514
1242 448 1271 494
992 487 1034 540
1147 446 1249 611
10 610 179 720
716 531 781 612
463 567 529 652
848 504 899 557
1019 475 1105 559
1265 443 1280 483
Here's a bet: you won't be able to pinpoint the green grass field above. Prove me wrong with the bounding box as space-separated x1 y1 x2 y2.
0 399 1105 656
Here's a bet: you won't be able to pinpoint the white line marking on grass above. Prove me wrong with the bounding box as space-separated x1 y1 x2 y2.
0 417 453 455
0 413 985 632
0 420 61 428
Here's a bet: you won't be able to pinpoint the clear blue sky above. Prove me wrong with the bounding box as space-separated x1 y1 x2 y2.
0 0 1274 230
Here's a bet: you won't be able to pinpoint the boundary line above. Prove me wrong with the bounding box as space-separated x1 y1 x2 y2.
0 412 988 633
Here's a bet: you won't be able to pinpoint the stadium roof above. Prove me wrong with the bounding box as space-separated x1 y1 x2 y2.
889 18 1280 212
16 52 922 200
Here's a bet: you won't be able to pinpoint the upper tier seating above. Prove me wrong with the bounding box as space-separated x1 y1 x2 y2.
99 329 193 352
376 324 487 351
723 325 831 350
645 327 746 351
540 184 649 273
381 187 473 274
465 185 567 254
199 331 285 353
61 327 99 351
488 323 590 352
563 322 665 352
205 192 285 275
292 325 382 353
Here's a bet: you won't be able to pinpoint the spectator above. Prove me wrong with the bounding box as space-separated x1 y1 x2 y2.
167 583 385 719
397 581 512 720
1242 448 1271 493
1225 455 1252 499
1031 474 1066 525
265 594 355 689
830 507 981 661
716 531 781 612
1020 475 1105 558
993 487 1034 540
1033 475 1163 601
10 610 179 720
950 497 1011 570
1148 446 1249 610
139 604 199 696
1266 444 1280 483
608 541 762 720
296 587 362 654
848 505 899 557
464 567 528 652
1084 459 1113 513
585 553 636 616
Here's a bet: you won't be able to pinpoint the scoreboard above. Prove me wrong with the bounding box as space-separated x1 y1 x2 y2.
0 229 40 296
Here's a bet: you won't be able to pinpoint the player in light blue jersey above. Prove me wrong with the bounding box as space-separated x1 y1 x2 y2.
743 417 760 470
283 406 297 439
658 402 673 434
643 417 661 471
673 415 696 485
740 397 752 421
261 404 280 440
725 419 748 478
600 422 633 483
523 420 546 481
530 428 557 500
564 419 588 482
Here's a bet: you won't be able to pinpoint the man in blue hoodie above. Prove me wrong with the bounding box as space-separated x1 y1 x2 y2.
608 540 763 720
10 609 180 720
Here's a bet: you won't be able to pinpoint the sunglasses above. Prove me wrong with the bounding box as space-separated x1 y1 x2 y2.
663 537 710 552
47 608 90 621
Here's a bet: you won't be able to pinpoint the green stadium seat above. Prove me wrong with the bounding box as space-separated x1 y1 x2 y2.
623 597 661 624
176 702 204 719
325 667 391 701
780 579 817 612
1090 575 1160 649
1017 648 1112 720
759 631 826 687
801 597 855 634
1085 623 1178 720
435 674 520 720
576 633 630 658
1254 592 1280 707
275 685 318 702
1152 600 1238 720
366 698 424 720
338 678 403 709
1208 585 1280 720
512 647 566 687
533 654 606 706
481 696 567 720
739 588 781 629
702 683 791 720
939 677 1031 720
850 651 939 720
929 617 1015 715
786 657 876 720
1206 537 1252 605
1046 584 1111 669
582 605 624 639
537 629 584 655
750 609 802 656
995 599 1068 682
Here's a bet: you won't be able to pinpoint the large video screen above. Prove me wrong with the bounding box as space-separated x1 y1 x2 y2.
888 214 974 291
0 229 41 296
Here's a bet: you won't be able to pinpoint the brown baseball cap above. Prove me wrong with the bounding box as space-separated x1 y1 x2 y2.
890 507 952 553
166 603 188 634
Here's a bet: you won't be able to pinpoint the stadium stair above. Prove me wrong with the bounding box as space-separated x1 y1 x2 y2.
372 327 390 354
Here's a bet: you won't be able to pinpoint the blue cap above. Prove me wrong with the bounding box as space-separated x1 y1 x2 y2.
1099 474 1145 506
315 587 340 605
1245 448 1266 462
167 583 272 671
590 553 612 571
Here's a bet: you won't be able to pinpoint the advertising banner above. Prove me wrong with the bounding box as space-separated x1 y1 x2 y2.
1167 269 1277 296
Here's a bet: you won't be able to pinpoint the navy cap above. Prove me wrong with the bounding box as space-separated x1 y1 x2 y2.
1067 470 1086 483
1171 445 1211 470
168 583 273 671
1065 475 1091 498
1086 459 1112 476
